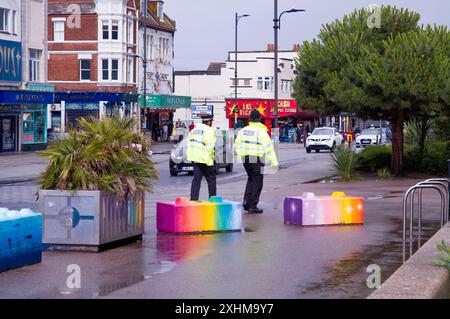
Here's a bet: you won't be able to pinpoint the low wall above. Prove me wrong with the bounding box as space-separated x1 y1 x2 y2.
369 224 450 299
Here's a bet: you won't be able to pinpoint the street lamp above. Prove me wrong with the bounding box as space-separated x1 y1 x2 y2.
273 1 305 135
233 13 250 128
140 0 149 133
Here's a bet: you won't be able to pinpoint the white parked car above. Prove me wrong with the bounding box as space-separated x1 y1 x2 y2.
306 127 343 153
355 128 387 149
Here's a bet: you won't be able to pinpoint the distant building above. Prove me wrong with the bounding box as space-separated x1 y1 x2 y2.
174 44 317 132
0 0 51 153
137 0 190 136
47 0 141 131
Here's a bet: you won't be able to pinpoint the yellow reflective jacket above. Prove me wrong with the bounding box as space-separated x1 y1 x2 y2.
186 123 216 166
235 122 279 166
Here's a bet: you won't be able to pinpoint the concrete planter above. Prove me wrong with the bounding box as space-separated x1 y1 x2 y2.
39 190 144 251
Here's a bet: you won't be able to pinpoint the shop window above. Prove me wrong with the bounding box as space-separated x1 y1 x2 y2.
21 111 46 144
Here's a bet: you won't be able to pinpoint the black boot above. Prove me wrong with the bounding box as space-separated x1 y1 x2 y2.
248 207 263 214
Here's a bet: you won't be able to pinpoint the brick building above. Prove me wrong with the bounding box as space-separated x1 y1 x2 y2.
47 0 140 130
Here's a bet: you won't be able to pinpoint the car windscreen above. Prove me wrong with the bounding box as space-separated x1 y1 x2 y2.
312 128 333 135
361 129 380 135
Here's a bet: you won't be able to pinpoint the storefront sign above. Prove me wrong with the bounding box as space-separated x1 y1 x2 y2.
55 92 123 103
26 84 55 92
0 90 54 105
142 94 191 109
192 105 214 119
0 40 22 83
225 99 297 119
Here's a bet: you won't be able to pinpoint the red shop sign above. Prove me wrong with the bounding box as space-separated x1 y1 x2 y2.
226 99 297 119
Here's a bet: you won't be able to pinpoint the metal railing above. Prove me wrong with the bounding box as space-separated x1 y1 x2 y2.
402 178 450 263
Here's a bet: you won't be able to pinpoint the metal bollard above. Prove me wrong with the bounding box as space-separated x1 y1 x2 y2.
448 160 450 220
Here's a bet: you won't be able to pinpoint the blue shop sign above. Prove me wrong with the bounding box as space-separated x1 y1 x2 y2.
0 90 54 104
0 40 22 83
55 92 124 103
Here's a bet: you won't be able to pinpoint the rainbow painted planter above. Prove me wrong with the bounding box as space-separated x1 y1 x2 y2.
284 192 364 226
0 208 42 273
157 196 242 234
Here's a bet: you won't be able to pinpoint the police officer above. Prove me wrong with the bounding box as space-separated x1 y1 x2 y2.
186 115 217 201
235 109 279 214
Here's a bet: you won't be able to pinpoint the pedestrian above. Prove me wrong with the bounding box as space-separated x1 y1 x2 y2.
296 123 303 144
186 115 217 201
163 123 168 141
168 120 174 139
188 121 195 132
234 109 279 214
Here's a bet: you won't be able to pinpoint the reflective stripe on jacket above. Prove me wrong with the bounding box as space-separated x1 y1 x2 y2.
186 123 216 166
234 122 279 166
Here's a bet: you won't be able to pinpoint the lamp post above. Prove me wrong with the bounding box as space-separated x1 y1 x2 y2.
273 1 305 135
234 13 250 128
140 0 148 133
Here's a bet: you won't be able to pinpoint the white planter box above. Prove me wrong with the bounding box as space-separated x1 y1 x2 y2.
39 190 144 250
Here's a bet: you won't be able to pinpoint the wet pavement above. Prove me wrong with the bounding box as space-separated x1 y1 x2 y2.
0 144 444 298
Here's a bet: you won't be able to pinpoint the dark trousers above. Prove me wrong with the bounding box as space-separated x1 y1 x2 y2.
190 163 217 201
243 156 264 209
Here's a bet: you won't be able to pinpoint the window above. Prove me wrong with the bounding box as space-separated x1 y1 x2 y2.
111 59 118 80
231 79 238 86
157 2 164 20
0 8 10 32
102 21 109 39
11 10 16 34
159 37 163 60
264 77 273 91
29 49 41 82
127 19 133 43
257 77 274 91
146 34 153 60
244 79 251 86
102 59 109 80
257 77 263 90
111 21 119 40
80 59 91 81
53 21 65 41
127 57 133 83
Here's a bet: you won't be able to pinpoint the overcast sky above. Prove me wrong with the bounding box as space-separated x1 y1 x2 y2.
164 0 450 70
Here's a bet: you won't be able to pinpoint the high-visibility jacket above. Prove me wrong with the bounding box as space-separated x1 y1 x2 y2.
186 123 216 166
235 122 279 166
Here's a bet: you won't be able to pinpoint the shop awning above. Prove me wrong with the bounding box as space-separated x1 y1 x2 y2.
141 94 191 109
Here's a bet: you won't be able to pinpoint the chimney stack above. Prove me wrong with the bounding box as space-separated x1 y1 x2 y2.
267 44 274 52
292 44 301 51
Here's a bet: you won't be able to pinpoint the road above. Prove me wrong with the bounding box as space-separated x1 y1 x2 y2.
0 143 443 298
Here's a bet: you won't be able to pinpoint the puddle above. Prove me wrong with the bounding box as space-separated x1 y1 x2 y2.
365 194 400 201
296 218 441 298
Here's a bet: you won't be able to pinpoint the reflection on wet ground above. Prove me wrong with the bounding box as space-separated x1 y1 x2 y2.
296 218 441 298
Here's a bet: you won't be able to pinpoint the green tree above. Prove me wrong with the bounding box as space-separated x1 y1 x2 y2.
294 6 450 174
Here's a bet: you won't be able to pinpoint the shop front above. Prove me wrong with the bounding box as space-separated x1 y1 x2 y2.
225 98 318 137
53 92 139 131
141 94 191 141
0 90 54 153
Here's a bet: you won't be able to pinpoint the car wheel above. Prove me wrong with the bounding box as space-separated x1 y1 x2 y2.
226 164 233 172
187 171 194 176
306 147 311 153
315 149 320 153
170 171 178 177
331 142 336 153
